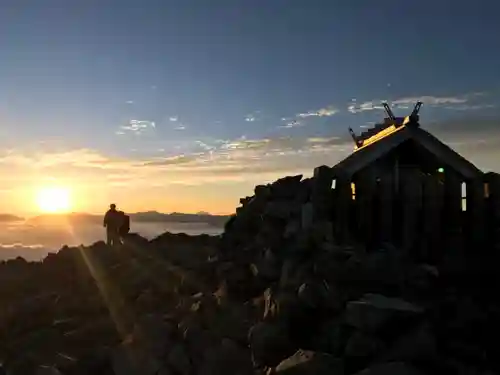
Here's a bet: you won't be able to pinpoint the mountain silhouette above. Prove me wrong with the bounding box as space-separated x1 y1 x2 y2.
24 211 229 227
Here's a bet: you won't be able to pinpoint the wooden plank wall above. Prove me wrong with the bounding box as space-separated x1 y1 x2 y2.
330 169 500 262
484 172 500 252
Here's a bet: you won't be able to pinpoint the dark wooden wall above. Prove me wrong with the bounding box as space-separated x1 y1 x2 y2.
330 167 500 263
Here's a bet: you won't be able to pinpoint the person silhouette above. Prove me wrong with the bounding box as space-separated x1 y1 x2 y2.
103 204 121 246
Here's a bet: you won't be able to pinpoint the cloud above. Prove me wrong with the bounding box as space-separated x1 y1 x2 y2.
278 105 339 130
348 93 490 114
143 154 203 166
443 104 496 111
126 100 134 104
279 120 303 128
174 124 187 131
348 100 388 113
0 244 52 261
121 119 156 134
0 148 136 170
2 113 498 202
297 106 339 118
392 96 467 106
169 116 178 122
195 141 216 151
245 115 256 122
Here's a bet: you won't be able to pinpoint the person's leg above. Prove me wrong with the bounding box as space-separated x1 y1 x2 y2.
106 229 112 246
112 229 120 247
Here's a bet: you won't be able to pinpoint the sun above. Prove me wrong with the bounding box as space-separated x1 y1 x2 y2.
36 187 72 213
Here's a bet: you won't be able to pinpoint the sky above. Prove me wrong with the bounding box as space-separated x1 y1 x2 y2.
1 0 500 216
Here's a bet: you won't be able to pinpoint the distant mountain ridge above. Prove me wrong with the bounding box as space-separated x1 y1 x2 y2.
0 214 24 222
6 211 230 227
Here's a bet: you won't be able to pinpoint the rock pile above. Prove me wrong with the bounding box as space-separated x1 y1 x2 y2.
216 167 500 374
0 166 499 374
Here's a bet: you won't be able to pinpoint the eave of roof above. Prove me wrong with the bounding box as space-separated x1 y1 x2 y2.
332 125 483 180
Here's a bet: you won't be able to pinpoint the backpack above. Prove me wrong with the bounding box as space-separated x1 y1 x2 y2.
119 214 130 235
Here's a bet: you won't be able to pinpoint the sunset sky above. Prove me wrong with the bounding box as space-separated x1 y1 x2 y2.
1 0 500 216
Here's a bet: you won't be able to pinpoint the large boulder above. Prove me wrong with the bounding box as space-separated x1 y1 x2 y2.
248 321 295 368
273 350 343 375
345 294 424 334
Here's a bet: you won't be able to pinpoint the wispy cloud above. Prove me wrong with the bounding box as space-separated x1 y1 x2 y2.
245 115 256 122
348 93 488 114
348 100 388 113
278 105 339 130
174 124 187 130
169 116 178 122
392 95 467 106
297 106 339 118
126 100 134 105
443 104 496 111
279 120 303 128
121 119 156 134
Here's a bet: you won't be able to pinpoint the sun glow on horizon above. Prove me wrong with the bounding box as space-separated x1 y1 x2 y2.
36 187 72 213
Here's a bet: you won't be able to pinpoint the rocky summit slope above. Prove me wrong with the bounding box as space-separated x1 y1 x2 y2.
1 172 499 375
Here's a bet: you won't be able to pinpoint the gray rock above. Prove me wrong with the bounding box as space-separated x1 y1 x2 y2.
274 350 343 374
345 294 423 332
345 331 385 358
112 345 169 375
311 166 333 220
35 366 63 375
167 344 191 375
254 250 282 281
300 203 314 231
353 362 425 375
249 321 295 368
265 201 300 220
131 314 175 357
382 322 437 362
297 281 327 309
255 185 271 197
406 264 439 291
310 319 346 356
198 339 253 375
284 220 302 239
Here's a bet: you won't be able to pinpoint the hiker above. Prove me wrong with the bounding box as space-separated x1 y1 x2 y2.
103 204 121 246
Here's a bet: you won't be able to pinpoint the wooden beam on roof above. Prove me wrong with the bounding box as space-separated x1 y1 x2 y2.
331 126 411 179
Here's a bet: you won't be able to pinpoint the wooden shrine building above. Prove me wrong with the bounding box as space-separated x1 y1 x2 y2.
328 102 500 262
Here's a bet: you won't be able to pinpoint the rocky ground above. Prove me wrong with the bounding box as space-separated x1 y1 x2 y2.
1 171 499 374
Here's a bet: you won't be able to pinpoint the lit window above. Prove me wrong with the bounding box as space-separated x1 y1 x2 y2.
461 182 466 211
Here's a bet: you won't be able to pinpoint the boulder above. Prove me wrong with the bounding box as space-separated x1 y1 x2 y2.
345 294 423 333
198 339 253 375
353 362 425 375
273 350 343 375
35 366 63 375
166 344 191 375
344 331 385 359
131 314 176 357
249 321 295 368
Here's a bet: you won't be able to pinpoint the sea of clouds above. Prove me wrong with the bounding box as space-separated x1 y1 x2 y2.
0 221 223 261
